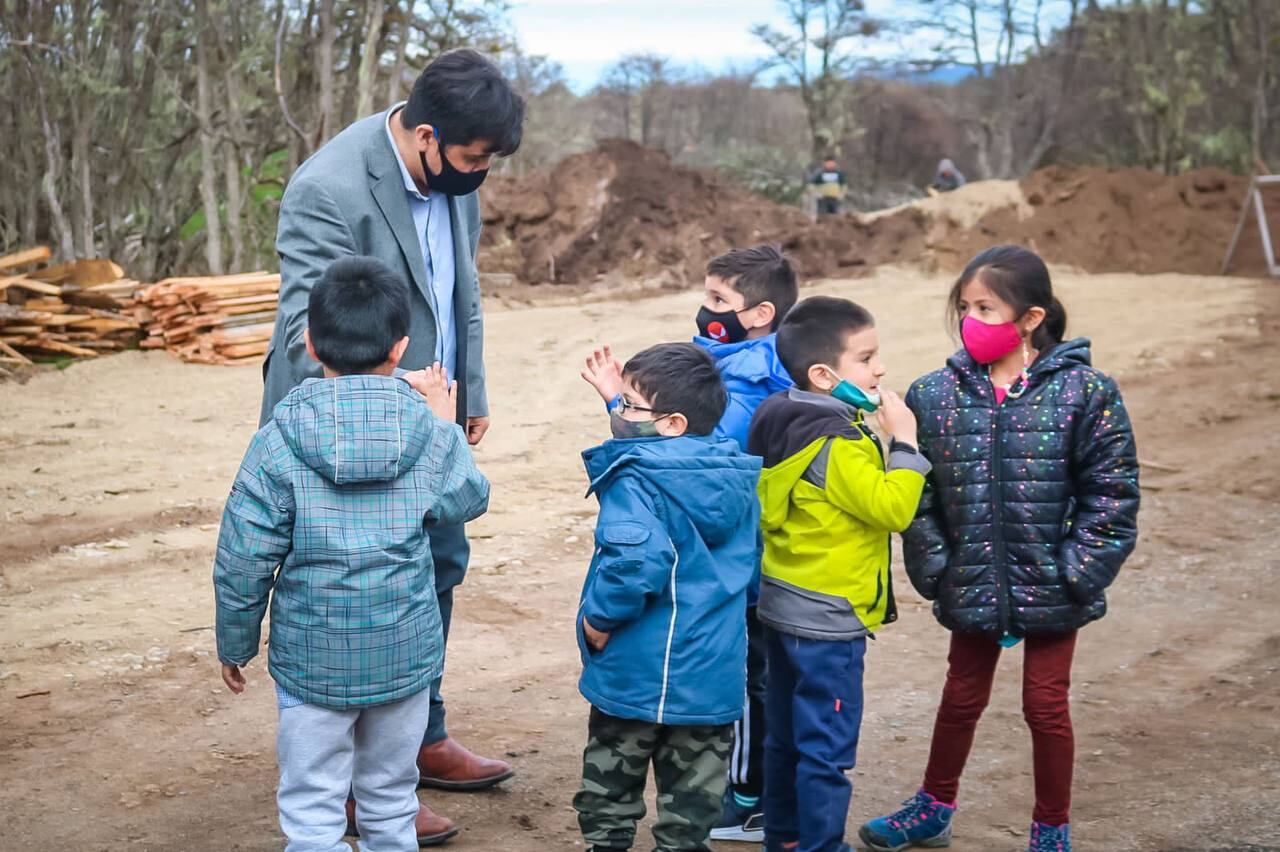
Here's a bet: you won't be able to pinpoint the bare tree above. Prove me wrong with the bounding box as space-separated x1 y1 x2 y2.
195 0 225 273
599 53 672 148
752 0 880 159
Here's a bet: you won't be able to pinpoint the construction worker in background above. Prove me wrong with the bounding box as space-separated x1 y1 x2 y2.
930 158 967 194
810 157 848 218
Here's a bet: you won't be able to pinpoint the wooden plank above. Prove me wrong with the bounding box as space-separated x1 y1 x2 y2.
63 290 127 311
210 329 272 347
0 325 43 335
71 318 139 334
189 282 281 300
0 340 32 364
152 272 279 289
217 302 279 318
211 309 277 329
28 258 125 286
37 313 95 327
21 300 71 313
85 277 141 292
6 278 63 297
216 340 270 359
194 292 279 308
14 338 99 358
72 339 126 351
0 246 52 271
209 321 275 342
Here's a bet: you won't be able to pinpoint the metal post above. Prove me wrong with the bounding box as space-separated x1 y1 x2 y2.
1221 180 1254 275
1253 185 1280 277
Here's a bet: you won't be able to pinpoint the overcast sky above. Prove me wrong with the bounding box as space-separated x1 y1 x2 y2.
508 0 1077 91
509 0 827 90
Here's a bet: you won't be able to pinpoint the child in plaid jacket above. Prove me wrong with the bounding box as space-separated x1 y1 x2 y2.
214 256 488 851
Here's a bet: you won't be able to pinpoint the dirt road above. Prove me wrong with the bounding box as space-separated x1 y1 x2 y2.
2 268 1277 851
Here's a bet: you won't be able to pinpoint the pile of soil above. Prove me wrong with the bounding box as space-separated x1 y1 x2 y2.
479 141 1271 287
479 140 927 289
956 165 1262 276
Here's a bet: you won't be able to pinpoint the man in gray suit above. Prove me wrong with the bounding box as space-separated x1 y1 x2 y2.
261 49 525 846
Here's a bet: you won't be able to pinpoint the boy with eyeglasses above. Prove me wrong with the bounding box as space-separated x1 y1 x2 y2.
573 341 762 852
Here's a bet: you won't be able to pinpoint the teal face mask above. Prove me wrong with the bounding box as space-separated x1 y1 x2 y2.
822 366 881 412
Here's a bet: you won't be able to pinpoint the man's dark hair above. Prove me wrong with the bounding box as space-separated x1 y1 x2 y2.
308 256 410 375
776 296 875 389
401 48 525 157
623 342 728 436
706 244 798 330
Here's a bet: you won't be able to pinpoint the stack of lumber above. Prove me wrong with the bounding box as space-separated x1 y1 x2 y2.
134 272 279 365
0 246 144 366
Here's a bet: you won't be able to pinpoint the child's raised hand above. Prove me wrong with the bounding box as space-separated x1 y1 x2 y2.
403 363 458 423
221 663 246 695
580 345 623 405
582 617 611 652
876 389 919 445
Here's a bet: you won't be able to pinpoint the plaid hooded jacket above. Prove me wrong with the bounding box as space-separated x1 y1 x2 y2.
213 375 489 708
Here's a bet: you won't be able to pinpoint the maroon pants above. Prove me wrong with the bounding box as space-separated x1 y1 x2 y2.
921 630 1077 826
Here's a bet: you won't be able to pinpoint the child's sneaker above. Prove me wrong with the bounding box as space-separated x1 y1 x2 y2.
1028 821 1070 852
710 787 765 842
857 790 955 851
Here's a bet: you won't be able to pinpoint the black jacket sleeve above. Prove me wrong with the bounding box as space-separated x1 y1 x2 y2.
1059 375 1141 603
901 385 950 600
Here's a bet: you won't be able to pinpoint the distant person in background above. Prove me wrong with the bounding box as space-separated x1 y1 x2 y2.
811 157 848 217
930 158 967 194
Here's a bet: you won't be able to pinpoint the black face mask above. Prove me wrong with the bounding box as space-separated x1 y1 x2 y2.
696 306 750 344
419 129 488 197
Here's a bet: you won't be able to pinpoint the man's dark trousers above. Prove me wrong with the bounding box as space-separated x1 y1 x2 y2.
422 521 470 746
762 628 866 852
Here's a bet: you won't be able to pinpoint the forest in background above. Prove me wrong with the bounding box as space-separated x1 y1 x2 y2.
1 0 1275 279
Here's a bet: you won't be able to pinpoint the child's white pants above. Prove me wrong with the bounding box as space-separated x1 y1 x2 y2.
276 688 431 852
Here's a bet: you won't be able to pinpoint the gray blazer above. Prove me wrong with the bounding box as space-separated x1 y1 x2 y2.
260 110 486 427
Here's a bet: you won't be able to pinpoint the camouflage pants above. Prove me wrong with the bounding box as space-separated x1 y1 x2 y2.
574 707 733 851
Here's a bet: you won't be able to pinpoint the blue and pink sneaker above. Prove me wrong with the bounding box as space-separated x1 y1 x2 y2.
1029 821 1071 852
857 790 955 851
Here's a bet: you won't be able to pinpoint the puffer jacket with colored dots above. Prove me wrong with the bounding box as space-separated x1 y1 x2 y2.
903 337 1140 637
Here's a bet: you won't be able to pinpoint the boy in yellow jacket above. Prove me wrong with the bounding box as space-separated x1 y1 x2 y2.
746 296 930 852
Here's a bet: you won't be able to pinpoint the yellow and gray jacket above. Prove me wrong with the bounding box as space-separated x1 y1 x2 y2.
747 388 930 641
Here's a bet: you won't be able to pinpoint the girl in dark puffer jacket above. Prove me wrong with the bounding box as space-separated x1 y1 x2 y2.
859 246 1140 852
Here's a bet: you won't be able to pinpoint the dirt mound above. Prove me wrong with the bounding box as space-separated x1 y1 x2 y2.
480 142 1269 288
479 140 927 288
951 165 1261 276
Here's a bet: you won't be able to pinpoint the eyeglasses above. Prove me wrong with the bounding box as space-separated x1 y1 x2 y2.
616 397 669 418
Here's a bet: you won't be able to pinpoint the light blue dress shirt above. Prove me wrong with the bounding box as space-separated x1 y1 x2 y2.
384 105 456 379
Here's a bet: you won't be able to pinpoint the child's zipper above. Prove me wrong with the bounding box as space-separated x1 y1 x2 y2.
991 400 1012 636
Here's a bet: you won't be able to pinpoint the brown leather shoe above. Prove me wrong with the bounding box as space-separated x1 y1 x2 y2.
345 797 460 847
417 736 516 791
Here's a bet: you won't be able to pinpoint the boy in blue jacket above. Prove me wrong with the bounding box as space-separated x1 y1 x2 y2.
695 245 798 841
575 342 763 852
214 256 489 851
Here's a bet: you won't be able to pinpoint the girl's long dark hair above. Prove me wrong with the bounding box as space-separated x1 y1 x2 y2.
947 245 1067 351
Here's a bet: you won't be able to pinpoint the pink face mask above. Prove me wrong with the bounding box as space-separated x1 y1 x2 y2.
961 315 1022 365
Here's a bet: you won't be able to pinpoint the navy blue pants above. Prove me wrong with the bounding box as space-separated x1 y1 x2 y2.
762 628 866 852
422 522 470 746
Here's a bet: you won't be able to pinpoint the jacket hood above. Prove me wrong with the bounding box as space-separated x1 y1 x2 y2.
749 389 865 531
694 334 792 391
582 436 761 546
946 337 1094 397
273 375 434 484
